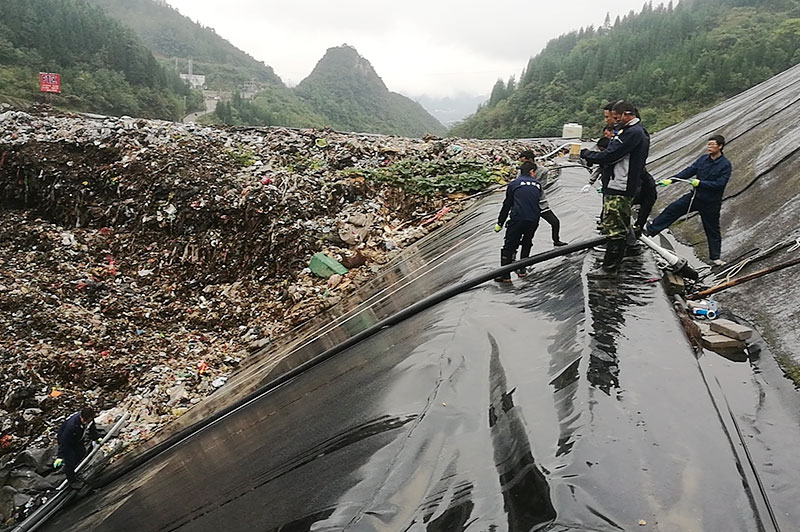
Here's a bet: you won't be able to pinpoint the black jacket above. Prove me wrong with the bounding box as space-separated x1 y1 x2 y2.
582 118 648 198
498 175 542 225
57 412 99 457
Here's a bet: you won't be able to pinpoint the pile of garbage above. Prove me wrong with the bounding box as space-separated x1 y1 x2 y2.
0 106 556 523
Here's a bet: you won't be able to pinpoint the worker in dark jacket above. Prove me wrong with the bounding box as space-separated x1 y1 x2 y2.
493 161 542 282
644 134 731 265
54 407 100 488
520 150 568 247
580 100 648 275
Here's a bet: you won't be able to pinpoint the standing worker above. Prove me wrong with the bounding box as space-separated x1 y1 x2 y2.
494 161 542 282
644 134 731 266
53 407 100 488
580 100 648 276
520 150 568 247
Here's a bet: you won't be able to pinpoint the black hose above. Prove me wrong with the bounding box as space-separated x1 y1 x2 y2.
93 235 608 489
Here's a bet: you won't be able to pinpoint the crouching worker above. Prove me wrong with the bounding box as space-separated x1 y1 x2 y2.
53 407 100 489
493 161 542 282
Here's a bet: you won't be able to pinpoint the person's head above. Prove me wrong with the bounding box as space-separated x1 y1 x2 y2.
597 136 610 151
611 100 637 125
519 149 536 162
602 102 616 126
519 161 537 176
80 407 95 424
602 125 614 139
707 134 725 157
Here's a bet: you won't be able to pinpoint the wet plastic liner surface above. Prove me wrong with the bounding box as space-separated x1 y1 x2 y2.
41 165 796 531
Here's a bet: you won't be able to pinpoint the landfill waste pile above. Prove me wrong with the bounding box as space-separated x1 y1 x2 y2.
0 104 557 523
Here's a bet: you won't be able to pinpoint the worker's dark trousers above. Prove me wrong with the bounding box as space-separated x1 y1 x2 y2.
540 209 561 243
500 219 539 279
649 194 723 260
634 182 657 229
63 445 86 483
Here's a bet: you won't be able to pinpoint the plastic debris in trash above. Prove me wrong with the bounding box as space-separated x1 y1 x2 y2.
309 252 348 278
211 376 228 388
197 361 209 374
422 206 451 225
688 299 718 319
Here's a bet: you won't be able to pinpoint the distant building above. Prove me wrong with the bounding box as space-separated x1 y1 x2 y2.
241 79 264 100
180 74 206 90
179 58 205 90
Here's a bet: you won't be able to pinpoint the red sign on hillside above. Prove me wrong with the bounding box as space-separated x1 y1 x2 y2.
38 72 61 94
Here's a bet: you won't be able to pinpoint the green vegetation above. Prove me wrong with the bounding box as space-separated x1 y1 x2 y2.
227 145 255 167
295 46 446 137
452 0 800 138
214 88 326 128
87 0 282 90
0 0 200 119
343 159 505 197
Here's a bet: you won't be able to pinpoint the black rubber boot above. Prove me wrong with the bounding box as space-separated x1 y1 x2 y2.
495 250 513 283
588 240 625 279
604 239 626 270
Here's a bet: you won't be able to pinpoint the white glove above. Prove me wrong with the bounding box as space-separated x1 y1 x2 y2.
581 184 591 193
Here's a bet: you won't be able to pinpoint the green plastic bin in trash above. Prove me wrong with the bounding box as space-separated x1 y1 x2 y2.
309 252 348 278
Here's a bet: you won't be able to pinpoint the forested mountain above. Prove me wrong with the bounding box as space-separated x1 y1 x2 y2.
86 0 282 90
452 0 800 138
0 0 199 119
295 45 446 137
79 3 444 136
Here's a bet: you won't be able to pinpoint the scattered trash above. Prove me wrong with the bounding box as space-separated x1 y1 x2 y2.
0 106 558 524
688 299 718 319
309 253 348 278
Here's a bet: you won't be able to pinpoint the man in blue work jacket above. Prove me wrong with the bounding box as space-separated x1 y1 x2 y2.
644 134 731 266
494 161 542 282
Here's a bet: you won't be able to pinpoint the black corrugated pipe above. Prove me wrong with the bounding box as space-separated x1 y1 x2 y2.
93 235 608 489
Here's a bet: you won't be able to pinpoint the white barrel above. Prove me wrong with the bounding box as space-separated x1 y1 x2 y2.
562 123 583 139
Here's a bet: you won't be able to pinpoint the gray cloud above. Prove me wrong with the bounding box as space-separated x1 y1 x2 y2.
168 0 664 97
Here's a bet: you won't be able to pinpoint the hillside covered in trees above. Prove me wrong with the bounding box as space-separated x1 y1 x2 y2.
294 45 446 137
213 45 446 136
86 0 282 90
452 0 800 138
0 0 200 120
75 3 444 135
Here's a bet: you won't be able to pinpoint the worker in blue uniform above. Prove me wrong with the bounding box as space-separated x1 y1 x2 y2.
644 134 731 266
494 161 542 282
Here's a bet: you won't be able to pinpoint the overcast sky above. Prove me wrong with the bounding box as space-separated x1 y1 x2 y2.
166 0 662 99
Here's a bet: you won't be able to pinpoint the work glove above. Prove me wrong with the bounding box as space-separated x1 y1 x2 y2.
581 184 591 193
579 148 589 159
689 178 700 187
53 458 63 469
493 224 502 233
657 178 672 187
